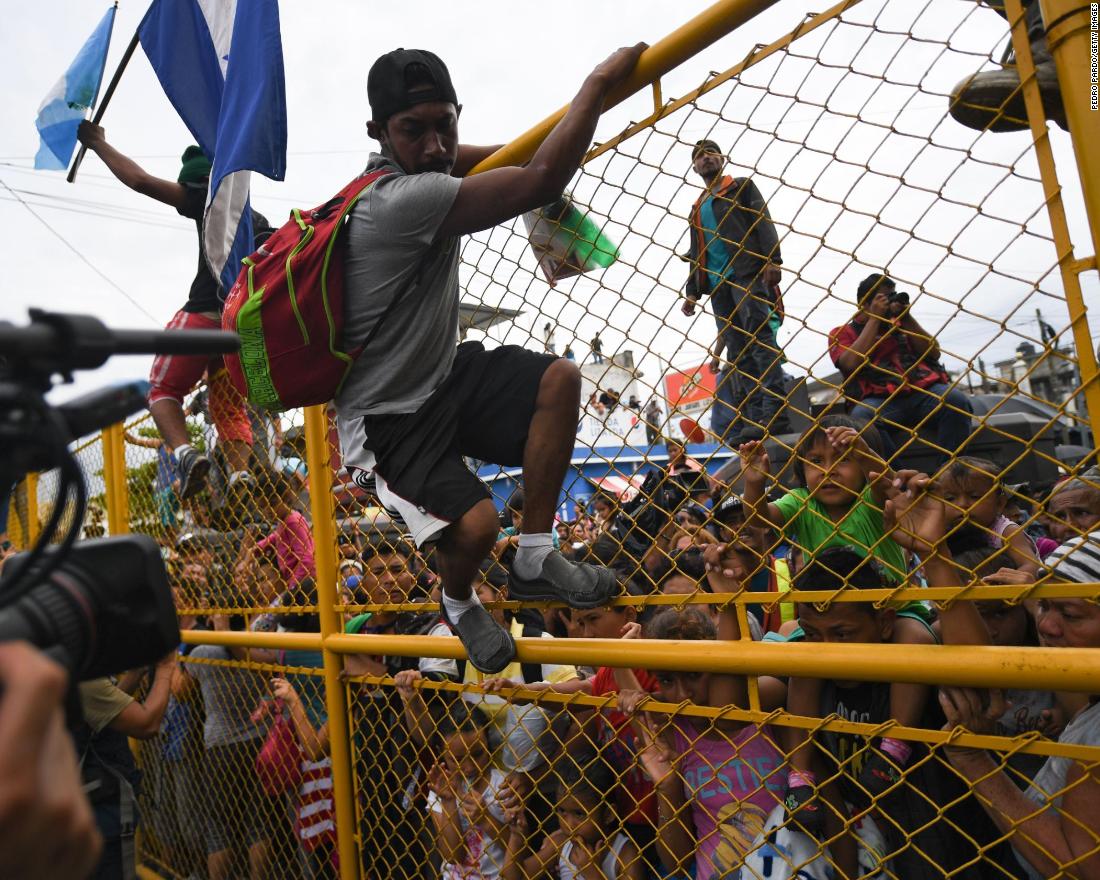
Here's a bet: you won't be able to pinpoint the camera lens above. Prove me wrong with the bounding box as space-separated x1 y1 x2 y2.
0 535 180 680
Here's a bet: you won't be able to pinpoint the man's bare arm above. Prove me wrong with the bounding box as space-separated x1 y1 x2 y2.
451 144 505 178
77 122 189 211
437 44 646 239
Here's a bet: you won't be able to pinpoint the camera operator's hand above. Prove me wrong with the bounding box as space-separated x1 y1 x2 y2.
0 643 102 880
867 291 893 321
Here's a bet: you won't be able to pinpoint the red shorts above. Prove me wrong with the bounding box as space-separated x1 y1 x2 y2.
148 309 252 445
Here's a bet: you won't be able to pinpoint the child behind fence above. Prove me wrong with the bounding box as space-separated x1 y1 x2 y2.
743 416 936 823
619 543 787 880
940 456 1040 576
503 748 641 880
426 700 512 880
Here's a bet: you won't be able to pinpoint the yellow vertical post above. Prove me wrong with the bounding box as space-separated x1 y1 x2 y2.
9 476 39 548
24 473 38 544
1037 0 1100 438
102 424 129 535
303 404 357 879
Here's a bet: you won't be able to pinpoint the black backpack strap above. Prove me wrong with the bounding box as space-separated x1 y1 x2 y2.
519 623 543 685
357 239 445 356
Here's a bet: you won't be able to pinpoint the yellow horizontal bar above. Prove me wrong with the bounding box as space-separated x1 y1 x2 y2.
468 0 781 174
180 629 321 651
180 628 1100 693
325 634 1100 694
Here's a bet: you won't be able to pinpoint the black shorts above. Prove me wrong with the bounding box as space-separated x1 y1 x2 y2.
360 341 556 532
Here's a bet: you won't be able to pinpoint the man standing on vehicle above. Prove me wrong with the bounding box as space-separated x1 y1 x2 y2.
829 272 972 462
683 139 790 445
337 45 646 673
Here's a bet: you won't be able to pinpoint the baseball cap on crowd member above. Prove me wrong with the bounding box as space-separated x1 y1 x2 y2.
1042 530 1100 583
368 49 458 124
178 145 212 184
691 138 722 160
856 272 895 305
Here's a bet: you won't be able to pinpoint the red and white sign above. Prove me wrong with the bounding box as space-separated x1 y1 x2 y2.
664 362 717 408
590 474 646 501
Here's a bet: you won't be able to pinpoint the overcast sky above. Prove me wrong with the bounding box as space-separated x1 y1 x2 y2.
3 0 1097 419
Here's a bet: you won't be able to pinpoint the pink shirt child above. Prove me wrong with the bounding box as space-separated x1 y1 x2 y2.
671 720 786 880
257 510 315 587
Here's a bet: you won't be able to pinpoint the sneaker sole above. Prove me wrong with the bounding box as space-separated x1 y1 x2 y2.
949 68 1065 132
440 605 517 674
507 570 618 610
179 458 211 500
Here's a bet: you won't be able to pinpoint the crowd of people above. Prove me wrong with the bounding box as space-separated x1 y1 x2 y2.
91 431 1100 880
7 12 1094 880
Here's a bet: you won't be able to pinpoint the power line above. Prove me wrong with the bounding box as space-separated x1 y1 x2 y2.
0 176 159 325
0 194 192 230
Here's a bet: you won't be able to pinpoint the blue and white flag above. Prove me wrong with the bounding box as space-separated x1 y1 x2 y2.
34 6 116 170
139 0 287 291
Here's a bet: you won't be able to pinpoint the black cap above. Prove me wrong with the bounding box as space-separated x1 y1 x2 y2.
368 49 458 124
692 139 722 160
857 273 894 304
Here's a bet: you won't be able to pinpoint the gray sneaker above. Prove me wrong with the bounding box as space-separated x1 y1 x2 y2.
177 447 211 500
949 39 1066 133
441 602 516 674
508 550 618 610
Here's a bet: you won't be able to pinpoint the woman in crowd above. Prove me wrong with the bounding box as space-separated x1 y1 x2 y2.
941 528 1100 880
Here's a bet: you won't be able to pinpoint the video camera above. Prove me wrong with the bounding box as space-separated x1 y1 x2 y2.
0 309 238 680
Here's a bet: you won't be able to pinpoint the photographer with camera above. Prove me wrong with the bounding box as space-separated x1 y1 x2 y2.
829 272 972 463
1 309 237 880
77 655 177 880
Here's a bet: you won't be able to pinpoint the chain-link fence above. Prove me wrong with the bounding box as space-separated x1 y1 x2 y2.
10 0 1100 878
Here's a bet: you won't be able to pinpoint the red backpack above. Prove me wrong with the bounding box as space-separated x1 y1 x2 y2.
222 170 392 411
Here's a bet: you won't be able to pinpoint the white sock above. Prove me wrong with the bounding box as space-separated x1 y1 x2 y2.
514 533 554 579
175 443 193 458
441 591 480 625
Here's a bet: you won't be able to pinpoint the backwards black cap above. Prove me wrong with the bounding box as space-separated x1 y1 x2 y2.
368 48 458 124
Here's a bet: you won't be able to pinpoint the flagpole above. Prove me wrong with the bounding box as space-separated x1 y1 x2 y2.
67 23 139 184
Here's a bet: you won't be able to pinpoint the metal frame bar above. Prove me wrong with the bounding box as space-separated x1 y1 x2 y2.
1015 0 1100 441
468 0 784 175
303 404 358 880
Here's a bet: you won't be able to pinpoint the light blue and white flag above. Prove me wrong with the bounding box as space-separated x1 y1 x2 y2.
34 6 116 170
139 0 287 291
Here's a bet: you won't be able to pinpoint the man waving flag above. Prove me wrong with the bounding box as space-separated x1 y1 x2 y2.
139 0 287 291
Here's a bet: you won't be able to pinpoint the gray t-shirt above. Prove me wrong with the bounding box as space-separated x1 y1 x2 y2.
1020 700 1100 880
335 153 463 419
187 644 265 748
